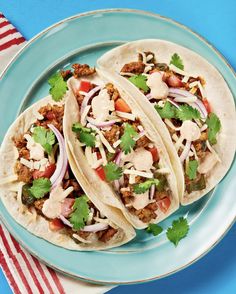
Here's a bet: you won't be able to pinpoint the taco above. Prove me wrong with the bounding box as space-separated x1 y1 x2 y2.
64 64 179 229
0 93 135 250
98 39 236 205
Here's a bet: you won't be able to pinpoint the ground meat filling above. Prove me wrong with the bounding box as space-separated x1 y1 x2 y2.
103 125 121 145
72 64 96 78
120 61 145 74
14 162 33 183
105 83 120 100
37 104 64 133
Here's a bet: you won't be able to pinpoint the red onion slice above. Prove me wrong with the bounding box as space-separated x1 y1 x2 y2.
193 99 208 119
86 117 116 128
169 88 196 99
81 86 102 114
48 124 68 189
179 140 192 162
59 215 73 227
167 98 180 109
149 184 155 200
146 93 153 100
114 150 122 165
81 223 109 232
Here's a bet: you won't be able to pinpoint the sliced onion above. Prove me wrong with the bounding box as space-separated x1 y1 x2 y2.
119 175 124 186
59 215 73 227
81 86 102 114
48 124 68 189
81 223 109 232
169 88 196 99
167 98 180 109
86 117 116 128
179 140 192 162
149 184 155 200
114 150 122 165
193 99 208 119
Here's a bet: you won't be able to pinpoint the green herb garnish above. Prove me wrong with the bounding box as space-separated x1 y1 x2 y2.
32 126 55 154
48 72 67 101
72 122 96 147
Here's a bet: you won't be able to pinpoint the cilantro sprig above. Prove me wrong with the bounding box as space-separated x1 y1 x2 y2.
29 178 51 199
32 126 56 154
48 72 68 101
170 53 184 70
104 162 123 182
186 160 198 180
146 224 163 236
176 105 201 121
69 195 90 230
120 123 138 154
128 74 150 92
206 113 221 145
166 217 189 247
155 101 176 119
72 122 96 147
133 179 159 194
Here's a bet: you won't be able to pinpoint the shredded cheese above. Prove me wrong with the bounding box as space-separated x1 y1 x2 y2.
33 109 44 120
190 145 199 160
72 234 92 244
90 125 115 153
155 168 170 174
92 159 103 169
113 139 121 148
98 144 107 165
169 64 198 78
116 111 136 121
20 158 34 169
123 169 153 178
182 76 189 83
81 105 91 126
200 124 208 132
164 119 181 131
85 147 94 167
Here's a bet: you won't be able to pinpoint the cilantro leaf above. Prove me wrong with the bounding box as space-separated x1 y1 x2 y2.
72 122 96 147
166 217 189 246
104 162 123 182
120 123 138 154
206 113 221 145
146 224 163 236
133 179 159 194
186 160 198 180
48 72 67 101
170 53 184 70
155 101 176 119
29 178 51 199
69 195 89 230
32 126 56 154
176 105 201 121
128 74 150 92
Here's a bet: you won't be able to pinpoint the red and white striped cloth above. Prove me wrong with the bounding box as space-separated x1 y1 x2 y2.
0 12 113 294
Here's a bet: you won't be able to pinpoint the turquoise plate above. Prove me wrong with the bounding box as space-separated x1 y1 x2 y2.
0 9 235 284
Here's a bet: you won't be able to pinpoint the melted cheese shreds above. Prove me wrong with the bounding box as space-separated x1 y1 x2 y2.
123 169 153 178
169 64 198 78
182 76 189 83
116 111 136 121
85 147 94 167
113 139 121 148
94 127 115 153
98 144 107 165
190 145 199 160
81 105 91 126
92 159 103 169
155 168 170 174
20 158 34 169
164 119 181 131
0 174 18 185
72 234 92 244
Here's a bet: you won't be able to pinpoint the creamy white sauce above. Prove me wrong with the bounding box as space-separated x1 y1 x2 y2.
132 191 150 210
24 134 45 160
131 148 153 171
91 89 114 122
42 185 74 219
146 72 169 99
180 121 201 141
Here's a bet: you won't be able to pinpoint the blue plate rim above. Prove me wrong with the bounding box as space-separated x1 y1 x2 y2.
0 8 235 285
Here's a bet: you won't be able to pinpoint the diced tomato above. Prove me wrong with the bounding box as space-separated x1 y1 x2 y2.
61 198 75 217
33 164 56 179
148 147 159 162
95 166 106 181
166 75 183 88
49 218 64 231
202 98 211 113
79 80 92 93
96 152 102 160
157 197 171 213
162 72 168 82
115 98 131 113
45 111 56 120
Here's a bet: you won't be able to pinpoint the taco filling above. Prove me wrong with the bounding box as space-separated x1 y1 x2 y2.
12 103 120 245
69 64 175 224
119 51 221 194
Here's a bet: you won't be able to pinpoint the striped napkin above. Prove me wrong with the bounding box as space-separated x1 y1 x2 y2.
0 12 113 294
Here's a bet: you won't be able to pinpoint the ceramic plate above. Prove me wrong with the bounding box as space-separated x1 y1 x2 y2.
0 9 235 284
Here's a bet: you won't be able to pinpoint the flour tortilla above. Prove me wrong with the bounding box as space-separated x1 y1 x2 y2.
0 95 135 250
97 39 236 205
64 70 179 229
